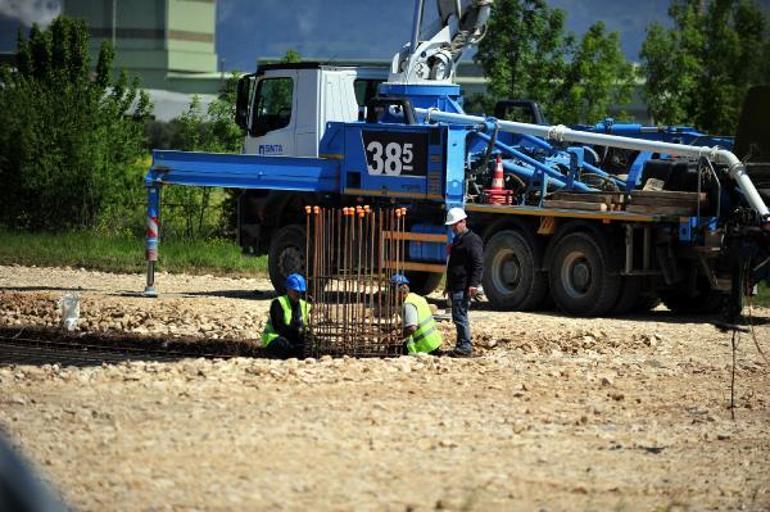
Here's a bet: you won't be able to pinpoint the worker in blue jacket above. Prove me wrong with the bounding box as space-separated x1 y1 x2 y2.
261 273 309 358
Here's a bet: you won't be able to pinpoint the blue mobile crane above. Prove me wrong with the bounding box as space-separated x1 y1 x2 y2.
144 0 770 318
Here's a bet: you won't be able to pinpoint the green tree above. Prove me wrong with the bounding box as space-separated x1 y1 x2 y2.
474 0 571 116
640 0 770 133
550 22 636 124
160 73 245 239
281 48 301 64
157 48 301 239
0 17 151 231
473 0 635 124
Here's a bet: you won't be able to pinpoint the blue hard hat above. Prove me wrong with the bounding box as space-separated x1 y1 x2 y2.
390 273 410 286
285 273 307 292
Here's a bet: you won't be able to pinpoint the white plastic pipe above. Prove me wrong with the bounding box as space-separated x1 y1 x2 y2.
417 107 770 220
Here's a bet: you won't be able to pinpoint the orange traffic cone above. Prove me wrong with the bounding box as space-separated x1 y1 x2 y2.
491 155 504 190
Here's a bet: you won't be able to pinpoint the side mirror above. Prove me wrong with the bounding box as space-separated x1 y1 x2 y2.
235 74 255 131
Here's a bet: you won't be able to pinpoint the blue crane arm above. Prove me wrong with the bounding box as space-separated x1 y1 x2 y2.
145 150 341 193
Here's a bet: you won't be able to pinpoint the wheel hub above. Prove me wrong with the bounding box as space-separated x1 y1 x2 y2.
280 246 304 276
561 251 592 298
492 249 521 293
571 262 591 290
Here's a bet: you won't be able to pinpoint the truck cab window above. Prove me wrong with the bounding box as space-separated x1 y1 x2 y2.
251 77 294 137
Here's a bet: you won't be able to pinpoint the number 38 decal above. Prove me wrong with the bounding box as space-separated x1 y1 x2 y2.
362 130 428 177
366 141 414 175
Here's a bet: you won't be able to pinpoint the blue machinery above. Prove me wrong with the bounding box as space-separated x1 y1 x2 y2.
144 81 770 298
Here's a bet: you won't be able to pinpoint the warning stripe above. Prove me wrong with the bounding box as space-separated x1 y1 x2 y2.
146 216 159 238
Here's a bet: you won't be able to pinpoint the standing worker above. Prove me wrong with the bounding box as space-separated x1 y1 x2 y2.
261 273 309 358
444 207 484 357
391 274 443 355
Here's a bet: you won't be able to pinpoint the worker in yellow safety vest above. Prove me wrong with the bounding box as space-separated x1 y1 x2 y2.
391 273 443 355
261 273 309 358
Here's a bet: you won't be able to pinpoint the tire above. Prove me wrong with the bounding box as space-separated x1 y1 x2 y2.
548 231 622 316
659 278 724 314
405 271 443 296
612 276 642 314
268 224 307 294
482 230 548 311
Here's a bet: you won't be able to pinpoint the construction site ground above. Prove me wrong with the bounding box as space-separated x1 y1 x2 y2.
1 264 768 511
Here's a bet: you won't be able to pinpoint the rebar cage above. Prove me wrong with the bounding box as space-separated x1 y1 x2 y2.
304 206 408 357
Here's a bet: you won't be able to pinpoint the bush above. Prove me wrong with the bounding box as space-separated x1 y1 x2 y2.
157 75 244 240
0 17 151 232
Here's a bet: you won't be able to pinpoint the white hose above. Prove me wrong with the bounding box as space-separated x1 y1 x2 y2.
417 107 770 220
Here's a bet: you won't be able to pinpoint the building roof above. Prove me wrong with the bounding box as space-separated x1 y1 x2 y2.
144 88 217 122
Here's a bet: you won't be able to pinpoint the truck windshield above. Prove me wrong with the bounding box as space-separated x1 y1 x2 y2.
252 77 294 136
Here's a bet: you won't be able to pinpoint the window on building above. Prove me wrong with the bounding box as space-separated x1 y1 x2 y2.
251 77 294 137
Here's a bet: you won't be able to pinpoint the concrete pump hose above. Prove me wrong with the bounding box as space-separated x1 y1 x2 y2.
416 107 770 222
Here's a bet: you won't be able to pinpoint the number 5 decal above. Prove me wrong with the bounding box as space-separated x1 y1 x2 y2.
402 143 413 172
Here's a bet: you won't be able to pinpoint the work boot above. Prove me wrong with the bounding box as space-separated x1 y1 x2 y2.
450 346 474 358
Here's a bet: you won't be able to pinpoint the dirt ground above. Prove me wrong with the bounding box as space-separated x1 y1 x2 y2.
0 264 768 511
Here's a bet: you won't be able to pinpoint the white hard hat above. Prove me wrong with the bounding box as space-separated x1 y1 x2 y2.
445 207 468 225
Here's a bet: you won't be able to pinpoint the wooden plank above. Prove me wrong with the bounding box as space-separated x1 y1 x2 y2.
630 198 709 208
630 191 707 201
383 261 446 273
464 203 660 223
625 204 694 215
543 200 608 211
630 191 708 209
382 231 447 243
550 192 624 204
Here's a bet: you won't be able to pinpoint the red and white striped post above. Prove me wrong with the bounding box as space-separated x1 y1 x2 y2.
143 185 160 297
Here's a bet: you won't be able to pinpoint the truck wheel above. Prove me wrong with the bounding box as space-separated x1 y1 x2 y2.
405 271 443 296
268 225 307 294
548 232 622 316
612 276 642 314
482 230 548 311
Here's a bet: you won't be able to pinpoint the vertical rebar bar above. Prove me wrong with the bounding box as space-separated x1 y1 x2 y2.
376 207 382 350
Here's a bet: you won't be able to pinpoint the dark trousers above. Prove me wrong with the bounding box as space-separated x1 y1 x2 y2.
450 290 472 352
265 336 304 359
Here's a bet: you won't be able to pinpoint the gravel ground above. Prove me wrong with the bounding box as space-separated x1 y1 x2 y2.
0 264 769 511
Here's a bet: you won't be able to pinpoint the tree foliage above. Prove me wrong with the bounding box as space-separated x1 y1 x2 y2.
550 22 635 124
640 0 770 133
474 0 570 116
281 48 302 64
161 74 244 239
473 0 635 124
0 16 151 231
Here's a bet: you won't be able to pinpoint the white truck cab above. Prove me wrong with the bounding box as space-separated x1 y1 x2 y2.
235 63 387 157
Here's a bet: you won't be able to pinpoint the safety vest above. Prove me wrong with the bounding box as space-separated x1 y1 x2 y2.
261 295 309 347
404 292 442 354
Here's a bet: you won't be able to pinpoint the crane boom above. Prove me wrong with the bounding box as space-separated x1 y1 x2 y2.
390 0 493 83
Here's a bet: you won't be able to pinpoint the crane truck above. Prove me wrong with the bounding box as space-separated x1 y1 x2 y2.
144 0 770 318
